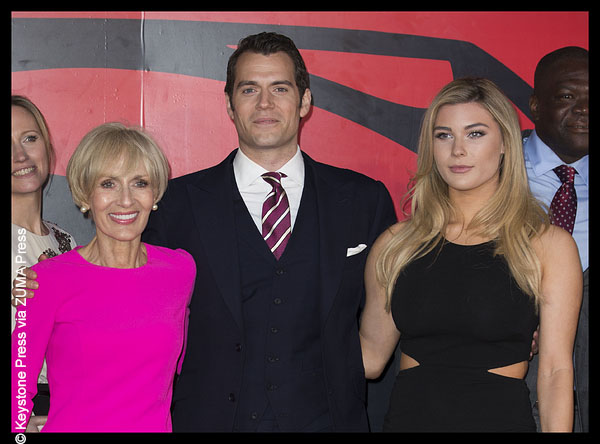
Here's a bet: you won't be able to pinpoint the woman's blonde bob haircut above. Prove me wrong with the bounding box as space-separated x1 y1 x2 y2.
377 78 549 311
66 123 170 208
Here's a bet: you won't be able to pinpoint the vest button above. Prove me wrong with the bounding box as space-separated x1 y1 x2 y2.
228 393 236 402
235 343 242 352
273 297 282 305
275 268 285 276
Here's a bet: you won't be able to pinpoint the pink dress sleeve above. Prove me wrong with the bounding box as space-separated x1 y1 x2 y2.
11 262 59 432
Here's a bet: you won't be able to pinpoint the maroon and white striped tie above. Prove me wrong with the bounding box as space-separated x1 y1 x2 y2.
261 172 291 259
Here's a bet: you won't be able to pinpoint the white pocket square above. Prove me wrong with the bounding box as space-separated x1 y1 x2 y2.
346 244 367 257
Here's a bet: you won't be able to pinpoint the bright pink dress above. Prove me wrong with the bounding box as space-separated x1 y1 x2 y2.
11 243 195 432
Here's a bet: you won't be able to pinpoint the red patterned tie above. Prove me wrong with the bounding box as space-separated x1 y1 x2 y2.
262 172 291 259
550 165 577 234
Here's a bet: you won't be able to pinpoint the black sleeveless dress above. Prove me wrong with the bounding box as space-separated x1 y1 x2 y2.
384 239 538 432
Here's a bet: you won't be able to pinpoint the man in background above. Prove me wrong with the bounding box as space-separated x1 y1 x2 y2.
523 46 588 432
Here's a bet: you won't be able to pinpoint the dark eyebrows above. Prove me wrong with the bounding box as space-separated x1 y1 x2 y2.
272 80 294 88
235 80 295 90
235 80 257 89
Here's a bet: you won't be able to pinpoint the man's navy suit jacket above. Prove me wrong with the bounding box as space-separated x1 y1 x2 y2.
143 150 397 431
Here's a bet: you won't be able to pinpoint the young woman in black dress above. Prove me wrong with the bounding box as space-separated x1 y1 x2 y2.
360 78 582 432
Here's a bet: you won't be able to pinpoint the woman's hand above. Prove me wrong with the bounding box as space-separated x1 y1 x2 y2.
25 415 47 432
11 254 47 307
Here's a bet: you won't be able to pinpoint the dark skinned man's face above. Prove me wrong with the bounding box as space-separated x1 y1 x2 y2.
529 58 588 164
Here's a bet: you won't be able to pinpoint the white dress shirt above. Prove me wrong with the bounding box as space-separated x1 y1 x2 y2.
233 147 305 234
523 130 588 270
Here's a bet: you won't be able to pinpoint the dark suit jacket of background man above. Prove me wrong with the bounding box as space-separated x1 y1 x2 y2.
143 149 397 431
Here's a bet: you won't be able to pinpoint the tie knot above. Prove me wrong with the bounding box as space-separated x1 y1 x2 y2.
553 165 577 184
262 172 286 187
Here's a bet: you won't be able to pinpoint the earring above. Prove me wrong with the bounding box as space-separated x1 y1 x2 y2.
152 204 158 211
80 206 88 213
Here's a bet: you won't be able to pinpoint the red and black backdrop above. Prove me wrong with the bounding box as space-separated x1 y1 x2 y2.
12 11 588 244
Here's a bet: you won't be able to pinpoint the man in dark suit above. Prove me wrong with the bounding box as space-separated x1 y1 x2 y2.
143 32 397 432
523 46 588 432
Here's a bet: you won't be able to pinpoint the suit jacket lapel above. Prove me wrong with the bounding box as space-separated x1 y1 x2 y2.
187 151 244 331
304 154 354 324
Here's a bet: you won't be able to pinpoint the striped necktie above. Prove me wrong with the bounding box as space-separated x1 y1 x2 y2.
261 172 291 259
550 165 578 234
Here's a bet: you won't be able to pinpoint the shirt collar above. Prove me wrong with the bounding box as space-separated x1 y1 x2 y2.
233 146 305 190
525 130 589 186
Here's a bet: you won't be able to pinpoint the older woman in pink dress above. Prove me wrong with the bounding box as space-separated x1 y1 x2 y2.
11 123 196 432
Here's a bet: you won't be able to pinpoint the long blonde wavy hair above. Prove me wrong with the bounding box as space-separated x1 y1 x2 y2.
377 78 549 311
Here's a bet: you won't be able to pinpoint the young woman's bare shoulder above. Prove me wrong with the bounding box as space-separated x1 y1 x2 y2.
533 224 579 262
388 220 410 236
372 221 409 253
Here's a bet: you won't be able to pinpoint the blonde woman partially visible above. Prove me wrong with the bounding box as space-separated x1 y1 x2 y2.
11 96 77 428
359 78 582 432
